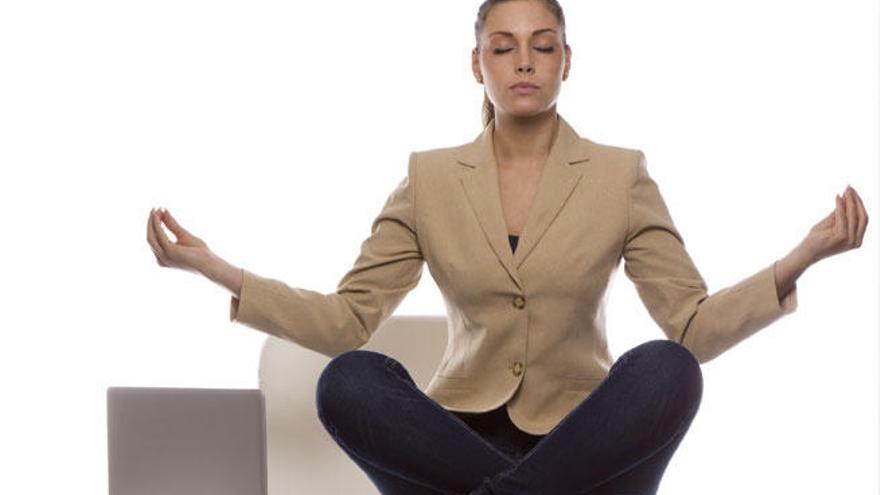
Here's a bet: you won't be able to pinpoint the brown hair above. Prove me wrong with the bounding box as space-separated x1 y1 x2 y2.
474 0 568 128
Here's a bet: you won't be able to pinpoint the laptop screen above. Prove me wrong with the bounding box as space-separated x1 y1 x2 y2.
107 387 267 495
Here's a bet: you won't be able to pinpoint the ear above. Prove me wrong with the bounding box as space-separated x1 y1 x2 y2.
562 44 572 80
472 47 483 84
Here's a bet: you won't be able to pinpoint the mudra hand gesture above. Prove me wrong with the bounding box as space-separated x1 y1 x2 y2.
802 185 869 264
146 207 243 295
146 207 212 274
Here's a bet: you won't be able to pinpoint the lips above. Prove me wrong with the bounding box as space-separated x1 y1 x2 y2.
510 83 539 95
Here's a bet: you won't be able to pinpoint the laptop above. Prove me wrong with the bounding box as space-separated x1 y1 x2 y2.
107 387 267 495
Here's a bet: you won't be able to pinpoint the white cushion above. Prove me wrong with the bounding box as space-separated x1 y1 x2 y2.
258 315 448 494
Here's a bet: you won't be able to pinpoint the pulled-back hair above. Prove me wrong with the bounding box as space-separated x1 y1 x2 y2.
474 0 568 127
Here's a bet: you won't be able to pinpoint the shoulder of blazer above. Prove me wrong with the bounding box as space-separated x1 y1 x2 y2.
409 143 464 170
404 142 469 188
580 139 643 168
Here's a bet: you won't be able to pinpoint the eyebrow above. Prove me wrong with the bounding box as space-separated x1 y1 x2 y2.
488 28 557 38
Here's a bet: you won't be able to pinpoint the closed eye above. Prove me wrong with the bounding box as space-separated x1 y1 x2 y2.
493 47 555 54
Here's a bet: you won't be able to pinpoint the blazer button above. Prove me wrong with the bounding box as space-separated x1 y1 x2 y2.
512 296 526 309
511 361 523 377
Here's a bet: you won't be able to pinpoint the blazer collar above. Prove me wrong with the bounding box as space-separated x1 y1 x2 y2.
455 114 592 291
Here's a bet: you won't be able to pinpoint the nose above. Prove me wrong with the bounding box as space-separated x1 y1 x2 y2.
515 50 534 75
516 61 534 75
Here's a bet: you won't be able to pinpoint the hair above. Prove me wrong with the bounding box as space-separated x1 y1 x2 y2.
474 0 568 128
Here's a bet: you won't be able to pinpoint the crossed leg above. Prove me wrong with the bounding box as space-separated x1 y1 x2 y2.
316 348 516 494
581 420 692 495
316 339 703 495
468 339 703 494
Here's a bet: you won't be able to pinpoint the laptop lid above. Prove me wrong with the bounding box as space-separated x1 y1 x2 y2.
107 387 267 495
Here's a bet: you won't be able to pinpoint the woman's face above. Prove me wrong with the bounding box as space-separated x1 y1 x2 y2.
472 0 570 120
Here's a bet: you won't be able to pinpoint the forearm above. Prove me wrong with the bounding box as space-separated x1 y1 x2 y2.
774 241 814 301
198 252 244 298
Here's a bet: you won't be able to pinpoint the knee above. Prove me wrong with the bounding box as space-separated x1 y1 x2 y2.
315 349 388 425
637 339 700 367
627 339 703 408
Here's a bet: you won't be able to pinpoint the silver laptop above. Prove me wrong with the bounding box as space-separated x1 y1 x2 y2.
107 387 267 495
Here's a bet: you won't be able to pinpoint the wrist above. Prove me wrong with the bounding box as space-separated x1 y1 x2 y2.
199 252 242 297
775 242 813 292
195 250 223 279
789 240 818 270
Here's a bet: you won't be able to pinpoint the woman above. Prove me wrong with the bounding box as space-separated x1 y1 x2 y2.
146 1 868 493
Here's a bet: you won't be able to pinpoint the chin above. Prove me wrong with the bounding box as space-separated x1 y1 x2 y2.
502 101 553 119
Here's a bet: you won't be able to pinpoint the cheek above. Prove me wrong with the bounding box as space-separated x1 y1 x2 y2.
481 57 505 76
481 62 507 90
542 55 565 73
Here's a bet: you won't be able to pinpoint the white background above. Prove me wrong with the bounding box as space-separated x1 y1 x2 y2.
1 1 877 493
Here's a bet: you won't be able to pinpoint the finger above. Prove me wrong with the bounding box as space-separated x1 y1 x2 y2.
834 194 846 239
148 210 170 267
147 208 154 244
852 187 868 220
152 208 173 252
845 187 857 246
852 188 868 247
147 208 162 256
160 209 191 239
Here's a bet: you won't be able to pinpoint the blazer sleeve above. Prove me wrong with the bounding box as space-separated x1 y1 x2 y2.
622 151 797 364
228 152 424 358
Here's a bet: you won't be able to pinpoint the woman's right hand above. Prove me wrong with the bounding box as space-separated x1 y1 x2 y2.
147 207 213 275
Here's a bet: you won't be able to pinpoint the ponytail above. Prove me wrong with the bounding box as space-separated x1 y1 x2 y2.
481 91 495 128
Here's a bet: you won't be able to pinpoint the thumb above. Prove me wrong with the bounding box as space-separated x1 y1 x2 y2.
810 198 837 232
160 209 193 239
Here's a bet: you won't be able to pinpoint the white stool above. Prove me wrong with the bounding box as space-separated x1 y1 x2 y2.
258 315 448 494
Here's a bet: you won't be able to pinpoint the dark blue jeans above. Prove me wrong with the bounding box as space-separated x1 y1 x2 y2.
315 339 703 495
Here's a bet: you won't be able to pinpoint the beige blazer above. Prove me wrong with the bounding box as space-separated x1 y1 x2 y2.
230 114 797 435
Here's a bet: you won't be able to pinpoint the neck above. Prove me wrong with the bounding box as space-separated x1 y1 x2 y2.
492 109 559 171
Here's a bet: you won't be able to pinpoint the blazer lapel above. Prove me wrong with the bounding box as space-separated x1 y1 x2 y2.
456 114 592 291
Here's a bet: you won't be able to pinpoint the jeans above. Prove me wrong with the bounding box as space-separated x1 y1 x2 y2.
452 404 546 464
315 339 703 495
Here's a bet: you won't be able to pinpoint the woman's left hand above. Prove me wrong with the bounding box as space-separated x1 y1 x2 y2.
800 185 869 264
